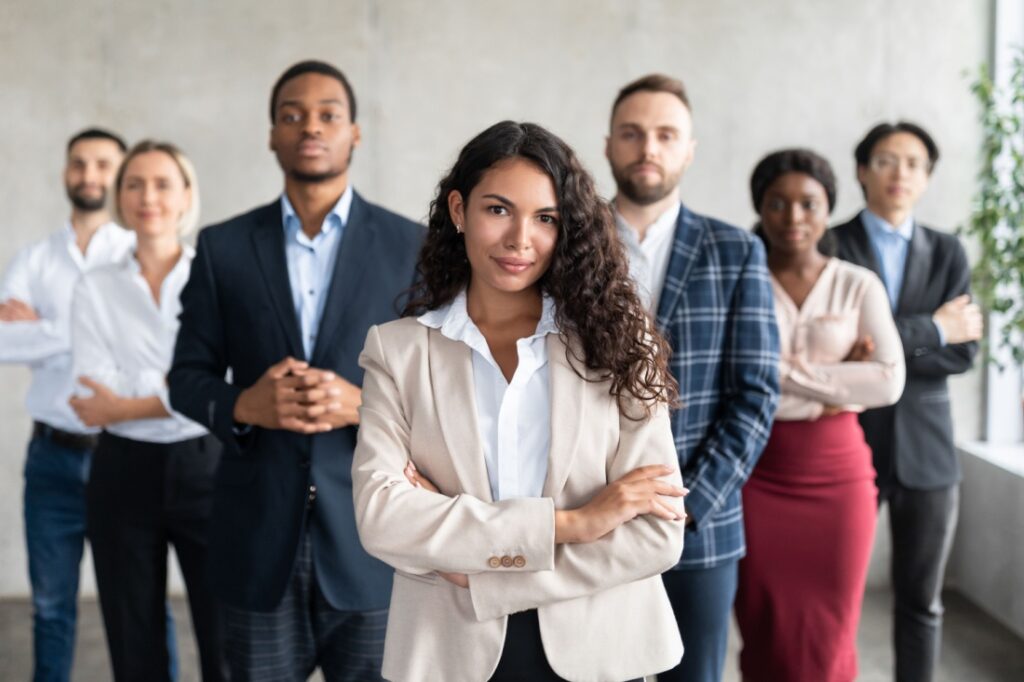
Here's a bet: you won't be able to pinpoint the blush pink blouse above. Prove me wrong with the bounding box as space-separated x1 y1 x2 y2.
772 258 906 421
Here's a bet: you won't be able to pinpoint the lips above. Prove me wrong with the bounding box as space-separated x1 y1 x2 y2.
298 141 327 156
493 257 533 273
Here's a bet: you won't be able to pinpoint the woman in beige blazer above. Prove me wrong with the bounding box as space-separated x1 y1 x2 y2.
353 121 687 682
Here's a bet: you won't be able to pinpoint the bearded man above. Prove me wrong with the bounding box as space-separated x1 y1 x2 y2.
606 75 780 682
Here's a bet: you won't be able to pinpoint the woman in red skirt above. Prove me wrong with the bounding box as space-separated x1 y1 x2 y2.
735 149 906 682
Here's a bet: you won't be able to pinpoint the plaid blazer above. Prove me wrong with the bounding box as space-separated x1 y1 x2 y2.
655 205 780 569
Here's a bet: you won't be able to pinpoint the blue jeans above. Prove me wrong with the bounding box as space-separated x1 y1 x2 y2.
23 434 180 682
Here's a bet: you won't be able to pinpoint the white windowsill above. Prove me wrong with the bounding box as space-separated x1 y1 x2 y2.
958 441 1024 477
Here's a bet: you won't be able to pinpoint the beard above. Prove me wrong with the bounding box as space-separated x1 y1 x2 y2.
611 161 682 206
66 183 107 212
286 146 355 185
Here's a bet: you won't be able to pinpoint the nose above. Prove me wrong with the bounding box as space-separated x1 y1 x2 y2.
504 217 533 251
302 115 322 137
642 132 659 159
141 183 158 204
783 203 804 226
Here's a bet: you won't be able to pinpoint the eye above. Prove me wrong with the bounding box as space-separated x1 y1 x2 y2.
487 205 509 216
802 200 819 211
658 131 677 142
280 112 301 124
321 112 342 123
537 214 559 226
766 198 785 212
619 129 638 141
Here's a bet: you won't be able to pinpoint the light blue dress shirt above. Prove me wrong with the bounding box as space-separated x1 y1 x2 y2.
861 209 945 345
281 186 353 358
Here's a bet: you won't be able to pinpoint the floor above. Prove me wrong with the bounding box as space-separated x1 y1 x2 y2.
1 588 1022 681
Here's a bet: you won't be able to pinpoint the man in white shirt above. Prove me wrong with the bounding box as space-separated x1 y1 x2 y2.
0 128 135 682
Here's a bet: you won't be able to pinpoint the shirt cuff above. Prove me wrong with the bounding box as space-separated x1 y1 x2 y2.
933 319 947 347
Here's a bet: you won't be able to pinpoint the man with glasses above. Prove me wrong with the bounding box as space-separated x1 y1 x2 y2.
833 121 981 682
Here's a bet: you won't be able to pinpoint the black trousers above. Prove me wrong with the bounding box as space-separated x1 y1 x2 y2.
87 432 227 682
490 610 642 682
881 482 959 682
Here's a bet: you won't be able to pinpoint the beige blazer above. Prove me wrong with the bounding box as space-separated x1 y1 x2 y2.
353 317 685 682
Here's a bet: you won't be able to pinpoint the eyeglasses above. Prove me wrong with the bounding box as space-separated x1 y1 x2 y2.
868 153 931 174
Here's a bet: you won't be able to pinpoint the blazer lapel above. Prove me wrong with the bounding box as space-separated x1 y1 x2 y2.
428 329 493 501
311 192 376 365
655 205 707 331
896 222 933 315
841 214 884 281
251 204 305 360
542 334 586 498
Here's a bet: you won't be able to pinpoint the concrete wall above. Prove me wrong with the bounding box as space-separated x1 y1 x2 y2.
0 0 989 597
948 446 1024 639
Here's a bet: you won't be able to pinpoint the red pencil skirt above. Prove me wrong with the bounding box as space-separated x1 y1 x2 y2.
735 412 877 682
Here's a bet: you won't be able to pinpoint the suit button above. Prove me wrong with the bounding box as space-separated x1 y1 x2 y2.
500 555 513 568
308 485 317 503
513 555 526 568
488 556 502 569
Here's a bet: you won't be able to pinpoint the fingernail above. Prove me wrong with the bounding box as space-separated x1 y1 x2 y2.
409 461 417 471
681 487 690 495
328 388 342 396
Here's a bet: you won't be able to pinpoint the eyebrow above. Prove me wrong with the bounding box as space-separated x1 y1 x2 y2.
614 122 680 133
482 193 558 214
277 98 347 109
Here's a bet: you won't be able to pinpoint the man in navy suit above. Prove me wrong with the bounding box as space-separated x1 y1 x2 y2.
169 61 422 681
605 74 780 682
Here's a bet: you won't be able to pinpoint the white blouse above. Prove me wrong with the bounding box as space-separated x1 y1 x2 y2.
418 290 557 501
773 258 906 421
71 247 207 443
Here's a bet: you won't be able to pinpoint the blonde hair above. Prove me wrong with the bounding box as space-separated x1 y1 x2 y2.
112 140 200 236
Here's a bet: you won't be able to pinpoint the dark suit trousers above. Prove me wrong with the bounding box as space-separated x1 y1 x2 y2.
660 561 738 682
224 525 387 682
87 432 227 682
882 483 959 682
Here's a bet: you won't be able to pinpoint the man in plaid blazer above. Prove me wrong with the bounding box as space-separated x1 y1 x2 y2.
606 74 780 682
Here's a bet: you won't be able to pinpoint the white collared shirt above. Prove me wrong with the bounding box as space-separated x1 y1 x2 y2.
0 222 135 433
281 186 353 358
71 247 207 443
418 290 558 501
614 203 680 313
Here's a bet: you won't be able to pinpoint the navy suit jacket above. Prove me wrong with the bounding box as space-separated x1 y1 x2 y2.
833 214 978 490
656 205 779 569
168 192 423 611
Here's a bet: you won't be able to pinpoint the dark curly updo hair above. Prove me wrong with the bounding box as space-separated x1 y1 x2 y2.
749 148 837 255
404 121 677 413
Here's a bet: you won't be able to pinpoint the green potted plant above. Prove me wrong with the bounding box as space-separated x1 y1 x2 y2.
960 48 1024 367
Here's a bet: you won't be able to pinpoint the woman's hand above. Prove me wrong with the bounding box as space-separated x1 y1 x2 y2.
844 335 875 362
556 465 687 544
403 461 468 588
68 377 126 427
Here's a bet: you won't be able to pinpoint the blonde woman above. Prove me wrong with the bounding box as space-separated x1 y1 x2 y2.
69 141 227 681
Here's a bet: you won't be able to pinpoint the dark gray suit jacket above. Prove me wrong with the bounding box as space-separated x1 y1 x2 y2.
168 193 422 611
832 214 978 490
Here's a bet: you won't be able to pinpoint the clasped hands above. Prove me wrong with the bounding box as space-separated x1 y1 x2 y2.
403 460 688 589
233 356 361 434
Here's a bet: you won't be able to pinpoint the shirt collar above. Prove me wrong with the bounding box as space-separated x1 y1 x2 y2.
613 202 681 244
125 244 196 277
418 289 559 350
280 184 354 237
862 208 914 242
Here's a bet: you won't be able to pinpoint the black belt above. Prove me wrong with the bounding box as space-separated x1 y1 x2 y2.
32 421 99 452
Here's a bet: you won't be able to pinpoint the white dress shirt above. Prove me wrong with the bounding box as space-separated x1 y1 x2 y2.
282 187 353 358
614 203 681 313
0 222 135 433
418 290 558 501
71 247 207 443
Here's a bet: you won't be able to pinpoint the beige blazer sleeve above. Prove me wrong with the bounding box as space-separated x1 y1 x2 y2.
353 325 557 577
467 398 685 622
782 275 906 409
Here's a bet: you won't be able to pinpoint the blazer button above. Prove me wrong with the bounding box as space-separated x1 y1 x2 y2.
513 555 526 568
500 555 513 568
488 556 502 569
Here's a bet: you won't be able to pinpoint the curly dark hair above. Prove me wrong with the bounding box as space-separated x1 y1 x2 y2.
404 120 677 413
749 147 837 256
